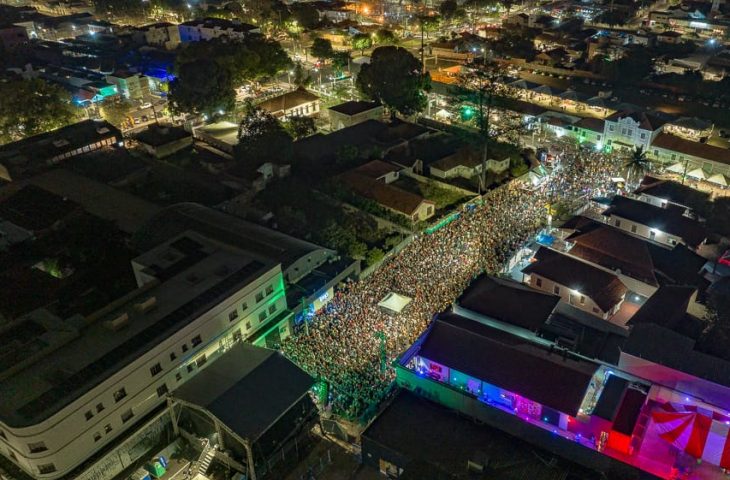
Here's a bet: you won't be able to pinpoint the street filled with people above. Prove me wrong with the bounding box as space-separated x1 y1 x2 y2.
282 140 624 420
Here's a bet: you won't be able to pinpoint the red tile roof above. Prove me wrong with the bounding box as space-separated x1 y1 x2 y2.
651 133 730 166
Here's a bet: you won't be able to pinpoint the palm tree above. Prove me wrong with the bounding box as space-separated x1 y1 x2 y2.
624 146 651 189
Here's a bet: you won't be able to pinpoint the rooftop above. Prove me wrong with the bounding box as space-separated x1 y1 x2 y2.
257 88 319 115
603 195 707 248
328 100 381 116
340 171 433 216
416 312 598 415
606 110 669 131
134 125 191 147
651 133 730 166
352 159 401 179
457 275 559 332
135 203 334 272
522 247 628 312
180 17 258 33
0 232 272 427
636 175 711 208
627 285 705 339
0 184 79 232
172 342 313 441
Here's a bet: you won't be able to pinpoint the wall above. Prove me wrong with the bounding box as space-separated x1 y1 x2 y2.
524 273 611 319
608 215 683 248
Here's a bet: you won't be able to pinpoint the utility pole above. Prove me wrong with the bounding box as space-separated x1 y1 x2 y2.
420 18 425 74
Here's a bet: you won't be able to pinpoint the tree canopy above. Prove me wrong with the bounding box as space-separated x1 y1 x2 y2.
310 37 334 61
234 103 293 173
290 3 320 29
0 78 80 145
351 33 372 55
356 46 430 117
169 59 236 116
373 29 398 45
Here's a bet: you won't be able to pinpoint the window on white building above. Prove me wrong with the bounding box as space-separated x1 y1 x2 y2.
157 384 169 398
258 311 267 322
176 372 182 382
150 363 162 376
121 409 134 423
93 432 101 442
85 410 93 421
113 387 127 403
553 285 560 294
170 352 177 362
38 463 56 474
28 441 47 453
228 310 238 322
255 292 264 303
266 285 274 295
536 277 542 287
268 304 276 315
191 335 202 347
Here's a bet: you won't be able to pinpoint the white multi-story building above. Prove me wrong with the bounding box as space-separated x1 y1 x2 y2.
139 22 181 50
178 18 259 43
603 110 668 152
0 231 289 479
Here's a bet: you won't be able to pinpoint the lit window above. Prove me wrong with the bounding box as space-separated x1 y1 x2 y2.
196 354 207 367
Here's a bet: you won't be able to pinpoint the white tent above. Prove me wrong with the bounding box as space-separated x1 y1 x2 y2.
378 292 412 315
434 109 452 119
666 162 686 174
687 168 707 180
707 173 728 186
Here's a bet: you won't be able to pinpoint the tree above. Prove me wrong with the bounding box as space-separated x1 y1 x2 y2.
99 99 136 129
356 46 431 118
418 15 441 39
0 78 80 145
285 115 316 139
439 0 458 19
290 3 320 30
169 59 236 116
292 61 312 87
332 51 351 76
234 103 293 172
373 28 398 45
366 247 385 266
310 37 334 62
351 33 372 55
624 146 651 188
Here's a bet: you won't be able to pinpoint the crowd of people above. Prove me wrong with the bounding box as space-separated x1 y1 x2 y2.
283 139 624 420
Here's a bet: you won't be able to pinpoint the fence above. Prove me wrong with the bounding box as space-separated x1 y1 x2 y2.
359 235 414 280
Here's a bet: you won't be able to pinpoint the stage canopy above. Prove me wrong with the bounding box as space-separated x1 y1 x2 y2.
378 292 412 315
687 168 707 180
707 173 728 186
651 402 730 468
666 163 685 174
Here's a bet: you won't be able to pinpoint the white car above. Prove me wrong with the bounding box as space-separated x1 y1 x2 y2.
139 102 152 109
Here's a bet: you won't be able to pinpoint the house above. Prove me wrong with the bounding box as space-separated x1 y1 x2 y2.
602 195 707 249
134 125 193 159
572 118 605 148
139 22 181 50
105 70 150 100
0 120 122 182
178 17 259 42
429 147 509 180
657 30 684 44
328 101 383 130
603 110 668 151
340 170 436 222
649 133 730 184
557 216 706 297
352 159 402 184
664 117 714 142
522 246 628 320
634 175 710 213
257 88 320 119
535 47 568 66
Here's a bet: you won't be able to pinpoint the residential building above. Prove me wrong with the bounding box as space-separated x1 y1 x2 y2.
135 125 193 159
0 231 285 479
429 147 510 180
634 175 710 213
649 133 730 183
0 120 122 182
602 195 707 249
256 88 320 119
340 169 436 222
178 18 259 43
328 101 384 131
603 110 668 152
522 246 628 320
139 22 180 50
105 71 150 100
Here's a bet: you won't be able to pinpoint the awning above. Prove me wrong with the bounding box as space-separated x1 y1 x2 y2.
652 402 730 468
687 168 707 180
434 108 453 119
707 173 728 186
